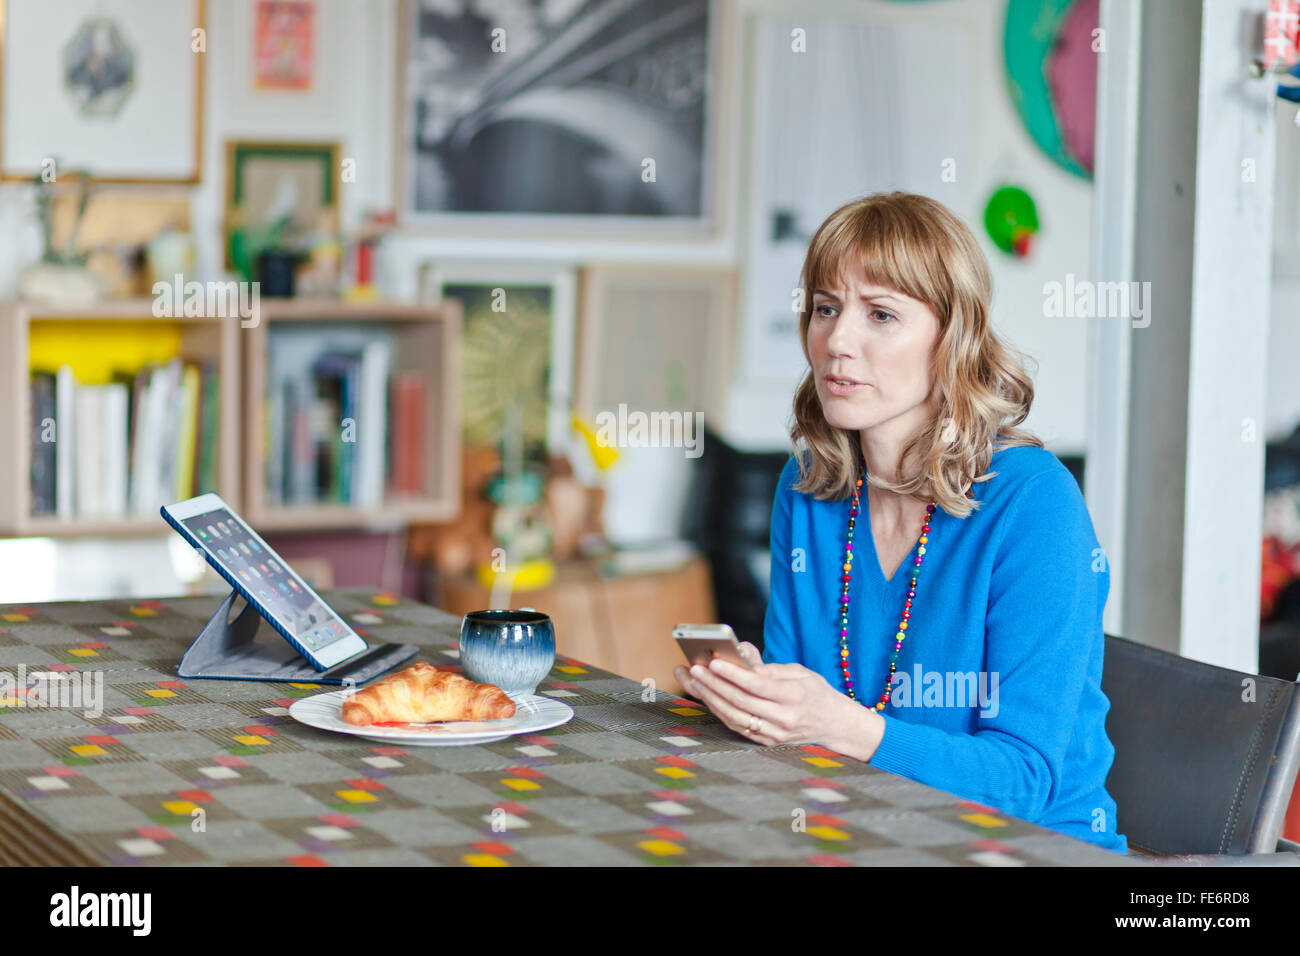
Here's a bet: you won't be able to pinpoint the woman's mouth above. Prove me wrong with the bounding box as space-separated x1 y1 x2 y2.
825 374 866 396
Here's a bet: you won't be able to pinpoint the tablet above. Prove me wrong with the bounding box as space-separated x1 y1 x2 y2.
161 493 369 670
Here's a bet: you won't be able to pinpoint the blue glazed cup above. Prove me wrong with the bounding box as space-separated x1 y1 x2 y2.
459 608 556 696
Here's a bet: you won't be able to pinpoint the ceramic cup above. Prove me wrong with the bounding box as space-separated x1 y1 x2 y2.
459 608 556 695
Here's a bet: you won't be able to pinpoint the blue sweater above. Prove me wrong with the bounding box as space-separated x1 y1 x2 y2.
762 442 1127 854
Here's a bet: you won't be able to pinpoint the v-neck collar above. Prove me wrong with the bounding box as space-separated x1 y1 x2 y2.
860 491 937 586
855 442 1002 584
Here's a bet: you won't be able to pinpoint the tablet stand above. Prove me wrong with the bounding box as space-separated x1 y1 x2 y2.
177 589 418 685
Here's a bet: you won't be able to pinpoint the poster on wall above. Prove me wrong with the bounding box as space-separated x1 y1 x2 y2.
418 261 576 458
254 0 314 91
396 0 720 234
0 0 204 183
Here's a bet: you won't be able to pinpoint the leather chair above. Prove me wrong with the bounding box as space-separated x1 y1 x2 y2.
1102 633 1300 865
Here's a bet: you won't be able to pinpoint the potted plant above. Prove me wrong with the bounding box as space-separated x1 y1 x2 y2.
20 170 108 305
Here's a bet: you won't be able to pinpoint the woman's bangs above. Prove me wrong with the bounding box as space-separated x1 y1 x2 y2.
810 213 936 308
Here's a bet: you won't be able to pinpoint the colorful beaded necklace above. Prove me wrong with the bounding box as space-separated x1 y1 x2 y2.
839 453 937 710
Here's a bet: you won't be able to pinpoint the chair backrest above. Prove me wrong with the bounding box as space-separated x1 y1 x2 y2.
1102 633 1300 855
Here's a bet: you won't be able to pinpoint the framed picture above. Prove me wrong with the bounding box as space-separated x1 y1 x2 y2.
419 261 576 459
575 265 737 428
395 0 722 237
223 139 339 269
0 0 206 183
253 0 314 92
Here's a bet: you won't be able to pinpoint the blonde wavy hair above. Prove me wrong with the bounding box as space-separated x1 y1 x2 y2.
789 191 1042 518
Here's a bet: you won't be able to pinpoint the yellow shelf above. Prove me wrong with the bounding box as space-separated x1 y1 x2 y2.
28 320 185 382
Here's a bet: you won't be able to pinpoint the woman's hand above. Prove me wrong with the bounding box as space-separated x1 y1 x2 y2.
673 642 885 761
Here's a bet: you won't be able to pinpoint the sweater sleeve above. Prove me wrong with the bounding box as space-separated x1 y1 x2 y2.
867 467 1106 822
762 457 799 666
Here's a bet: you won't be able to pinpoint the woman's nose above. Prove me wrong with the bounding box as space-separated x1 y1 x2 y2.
825 311 855 355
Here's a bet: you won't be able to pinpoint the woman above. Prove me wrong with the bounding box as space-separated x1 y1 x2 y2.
674 192 1127 854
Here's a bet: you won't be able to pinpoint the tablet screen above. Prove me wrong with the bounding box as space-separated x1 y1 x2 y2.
180 506 354 654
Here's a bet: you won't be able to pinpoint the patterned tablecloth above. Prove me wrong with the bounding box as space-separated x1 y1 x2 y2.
0 588 1142 867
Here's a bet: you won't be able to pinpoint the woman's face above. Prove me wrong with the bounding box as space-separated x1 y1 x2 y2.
807 260 941 439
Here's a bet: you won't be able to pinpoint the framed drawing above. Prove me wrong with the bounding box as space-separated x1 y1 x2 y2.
575 265 738 429
419 261 576 460
0 0 206 183
253 0 314 92
395 0 722 236
223 139 339 269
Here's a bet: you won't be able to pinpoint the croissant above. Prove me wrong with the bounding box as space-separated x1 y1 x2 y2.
341 661 516 725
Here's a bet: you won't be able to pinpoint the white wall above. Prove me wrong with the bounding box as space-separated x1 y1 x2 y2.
725 0 1095 452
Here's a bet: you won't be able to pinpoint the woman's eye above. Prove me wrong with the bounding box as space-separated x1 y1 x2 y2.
812 304 893 322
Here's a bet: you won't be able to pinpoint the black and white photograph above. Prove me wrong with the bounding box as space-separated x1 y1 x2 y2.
398 0 717 227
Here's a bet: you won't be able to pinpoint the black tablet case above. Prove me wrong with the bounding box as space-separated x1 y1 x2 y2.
177 589 417 685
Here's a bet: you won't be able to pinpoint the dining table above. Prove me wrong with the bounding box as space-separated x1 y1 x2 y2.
0 587 1145 867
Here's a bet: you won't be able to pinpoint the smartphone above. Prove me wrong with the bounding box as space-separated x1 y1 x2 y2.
161 493 369 670
673 623 753 670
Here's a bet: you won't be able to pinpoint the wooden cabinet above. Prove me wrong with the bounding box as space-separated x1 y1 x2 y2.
438 555 716 697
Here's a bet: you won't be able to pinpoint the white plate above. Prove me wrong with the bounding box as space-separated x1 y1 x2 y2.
287 688 574 746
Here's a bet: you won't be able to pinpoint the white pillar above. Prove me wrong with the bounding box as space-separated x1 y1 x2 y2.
1089 0 1275 671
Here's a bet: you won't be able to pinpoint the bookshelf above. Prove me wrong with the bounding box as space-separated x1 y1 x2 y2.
241 298 461 530
0 299 240 537
0 297 462 537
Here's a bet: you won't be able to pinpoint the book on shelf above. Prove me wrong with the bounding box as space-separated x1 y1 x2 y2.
99 383 128 516
55 366 75 518
30 358 221 520
263 324 426 509
73 386 100 516
311 351 362 504
29 372 56 515
175 363 201 503
355 339 390 508
197 361 219 497
389 372 428 496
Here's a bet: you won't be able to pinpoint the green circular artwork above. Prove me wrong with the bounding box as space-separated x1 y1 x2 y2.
984 185 1039 257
